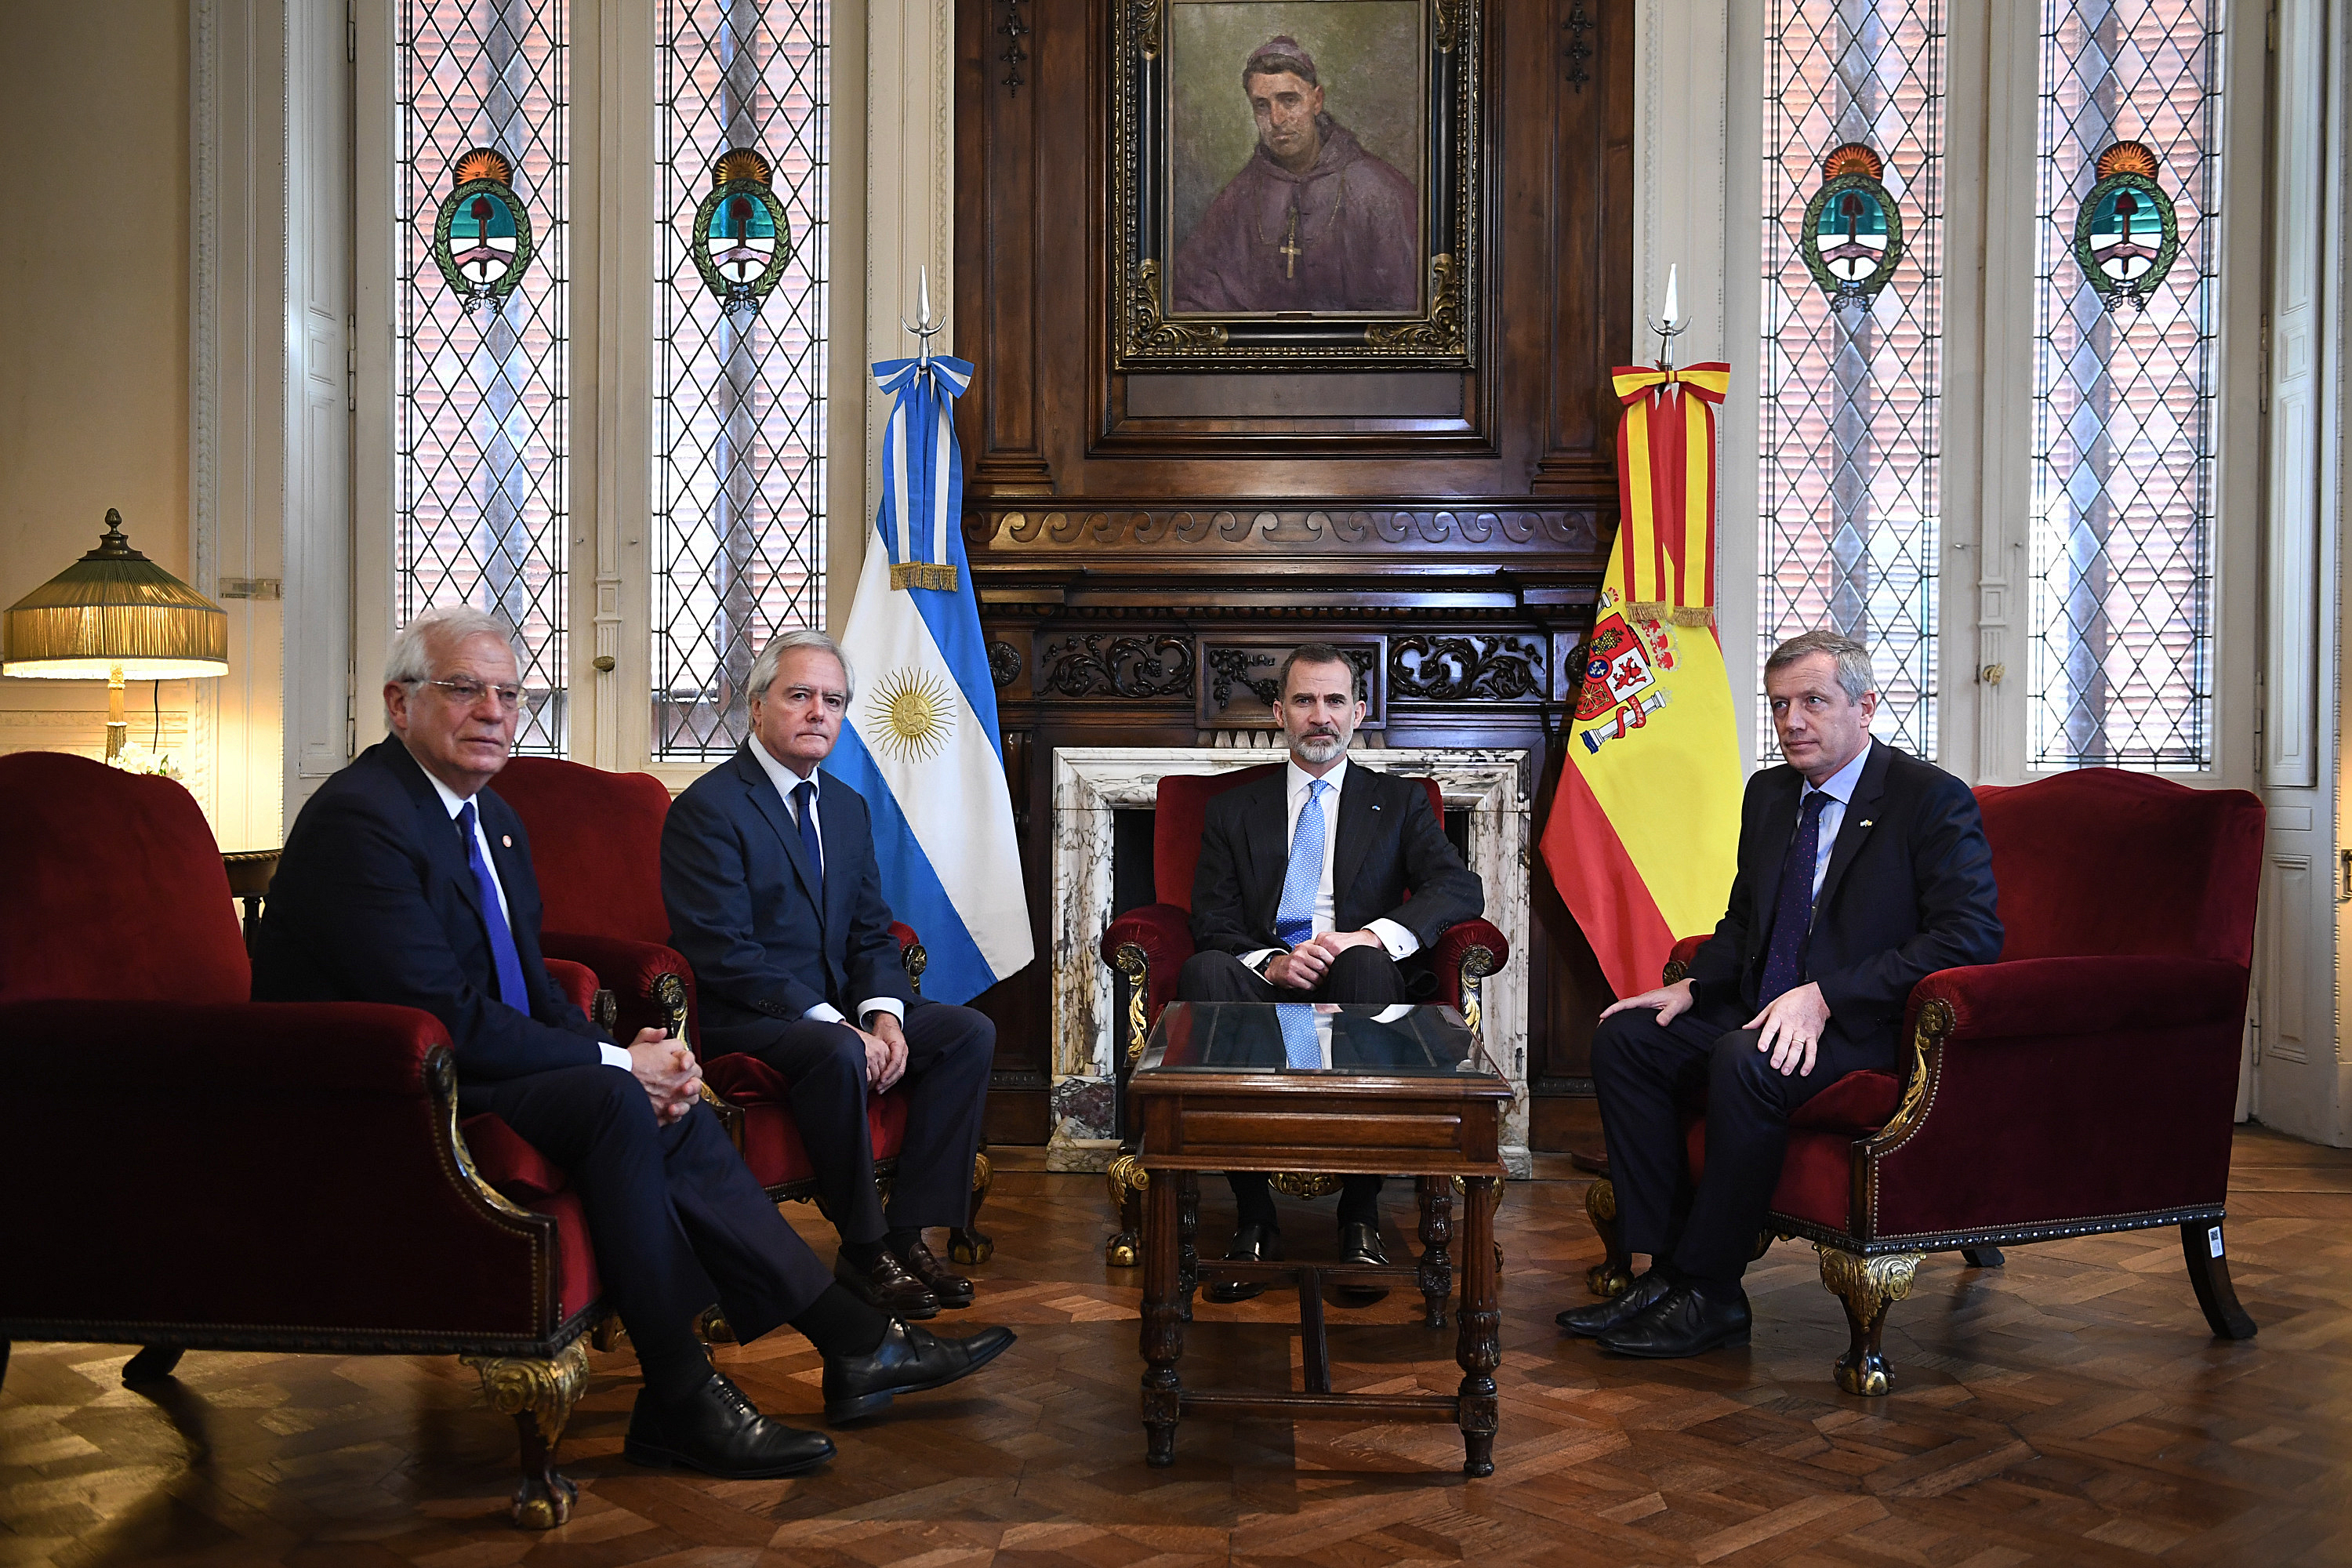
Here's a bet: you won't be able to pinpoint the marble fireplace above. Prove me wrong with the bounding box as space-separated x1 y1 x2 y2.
1044 745 1534 1177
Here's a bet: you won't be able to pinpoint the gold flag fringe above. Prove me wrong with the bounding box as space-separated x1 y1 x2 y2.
890 561 959 592
1622 601 1716 627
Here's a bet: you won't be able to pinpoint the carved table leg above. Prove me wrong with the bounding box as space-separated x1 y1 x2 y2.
1139 1165 1186 1467
1816 1245 1922 1396
2182 1220 2258 1340
1455 1174 1501 1478
1105 1153 1147 1268
1417 1174 1454 1329
1584 1177 1634 1299
463 1340 590 1528
122 1345 185 1384
950 1147 995 1265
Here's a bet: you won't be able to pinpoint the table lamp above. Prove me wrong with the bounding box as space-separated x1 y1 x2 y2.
2 509 230 759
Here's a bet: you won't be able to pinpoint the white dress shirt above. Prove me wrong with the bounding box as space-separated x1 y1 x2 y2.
746 735 906 1029
1241 756 1422 974
425 771 633 1070
1798 739 1873 902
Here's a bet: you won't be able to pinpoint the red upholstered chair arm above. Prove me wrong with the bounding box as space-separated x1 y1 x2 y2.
1428 918 1512 1011
541 956 601 1018
1855 956 2252 1247
542 931 698 1044
1663 935 1709 983
0 1000 575 1341
1102 903 1196 1025
704 1049 793 1105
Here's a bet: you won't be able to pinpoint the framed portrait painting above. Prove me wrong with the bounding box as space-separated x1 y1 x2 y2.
1112 0 1480 368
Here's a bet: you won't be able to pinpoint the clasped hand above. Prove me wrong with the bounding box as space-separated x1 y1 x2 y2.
626 1031 702 1124
1267 928 1381 990
853 1013 909 1092
1599 977 1831 1076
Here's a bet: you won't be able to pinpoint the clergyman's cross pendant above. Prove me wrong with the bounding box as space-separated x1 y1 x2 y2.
1279 206 1301 279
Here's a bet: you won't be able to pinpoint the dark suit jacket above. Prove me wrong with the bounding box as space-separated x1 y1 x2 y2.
1683 739 2003 1060
1189 761 1484 960
252 738 610 1081
662 745 914 1036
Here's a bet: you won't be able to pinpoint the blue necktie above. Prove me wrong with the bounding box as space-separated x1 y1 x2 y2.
1275 779 1330 949
459 800 529 1011
1276 1004 1321 1069
793 780 823 901
1759 790 1831 1005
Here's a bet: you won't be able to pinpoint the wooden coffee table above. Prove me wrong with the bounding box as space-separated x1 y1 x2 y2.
1128 1000 1513 1476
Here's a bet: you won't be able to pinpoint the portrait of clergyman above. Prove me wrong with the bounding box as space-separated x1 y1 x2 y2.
1167 2 1427 317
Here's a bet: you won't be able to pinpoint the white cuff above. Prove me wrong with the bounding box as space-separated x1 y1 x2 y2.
1240 948 1279 974
597 1042 635 1070
858 997 907 1026
804 1001 848 1024
1368 918 1420 960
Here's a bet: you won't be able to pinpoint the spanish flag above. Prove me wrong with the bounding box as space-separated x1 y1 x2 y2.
1541 363 1744 999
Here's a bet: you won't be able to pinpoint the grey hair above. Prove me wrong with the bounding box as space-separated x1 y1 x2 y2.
1765 629 1875 702
1277 641 1360 699
383 606 519 718
748 628 855 704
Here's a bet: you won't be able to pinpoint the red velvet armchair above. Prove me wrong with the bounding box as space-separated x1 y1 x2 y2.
1098 763 1512 1263
0 753 614 1528
494 756 990 1266
1581 768 2264 1394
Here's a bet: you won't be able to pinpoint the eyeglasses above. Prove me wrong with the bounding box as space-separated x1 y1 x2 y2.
418 677 526 711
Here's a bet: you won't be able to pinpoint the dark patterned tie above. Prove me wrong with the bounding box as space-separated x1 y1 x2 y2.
1759 791 1831 1005
793 780 824 901
458 801 529 1011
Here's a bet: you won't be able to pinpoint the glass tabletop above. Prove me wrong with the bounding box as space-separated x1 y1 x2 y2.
1135 1001 1497 1077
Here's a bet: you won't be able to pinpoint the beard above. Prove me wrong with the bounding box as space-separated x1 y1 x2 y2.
1289 728 1346 764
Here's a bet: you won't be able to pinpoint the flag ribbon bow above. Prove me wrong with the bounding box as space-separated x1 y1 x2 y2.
873 353 975 593
1612 362 1731 405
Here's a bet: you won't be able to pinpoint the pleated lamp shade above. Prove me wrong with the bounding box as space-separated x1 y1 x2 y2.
2 510 229 680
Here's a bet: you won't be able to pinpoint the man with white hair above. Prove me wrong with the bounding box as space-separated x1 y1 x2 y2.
662 630 997 1322
255 606 1013 1481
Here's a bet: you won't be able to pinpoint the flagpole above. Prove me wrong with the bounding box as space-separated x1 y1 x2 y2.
901 263 943 368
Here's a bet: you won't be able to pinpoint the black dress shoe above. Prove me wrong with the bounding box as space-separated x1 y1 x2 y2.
1555 1269 1673 1338
1595 1284 1751 1359
1203 1223 1283 1304
1333 1219 1391 1306
834 1249 939 1320
623 1371 837 1478
891 1235 975 1308
822 1319 1017 1423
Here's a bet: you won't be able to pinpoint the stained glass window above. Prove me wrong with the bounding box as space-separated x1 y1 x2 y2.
652 0 831 760
397 0 570 755
1759 0 1945 761
2028 0 2220 768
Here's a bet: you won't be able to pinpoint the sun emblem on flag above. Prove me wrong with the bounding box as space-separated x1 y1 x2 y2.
870 668 956 763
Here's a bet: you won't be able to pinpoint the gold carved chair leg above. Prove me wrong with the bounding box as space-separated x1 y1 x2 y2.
462 1340 590 1529
1584 1177 1635 1298
1816 1244 1922 1396
1105 1154 1147 1267
950 1145 995 1265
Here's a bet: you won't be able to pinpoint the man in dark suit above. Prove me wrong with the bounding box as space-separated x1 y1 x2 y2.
255 607 1011 1479
662 630 995 1323
1177 643 1484 1300
1559 630 2002 1358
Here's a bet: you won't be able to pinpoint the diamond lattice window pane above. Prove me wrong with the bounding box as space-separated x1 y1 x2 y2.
1759 1 1945 763
2028 0 2219 768
652 0 831 761
397 0 571 756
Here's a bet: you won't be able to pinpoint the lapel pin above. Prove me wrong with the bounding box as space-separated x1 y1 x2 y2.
1858 820 1872 829
502 834 513 847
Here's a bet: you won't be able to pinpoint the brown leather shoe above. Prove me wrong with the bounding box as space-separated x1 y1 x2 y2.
833 1250 939 1320
890 1235 975 1308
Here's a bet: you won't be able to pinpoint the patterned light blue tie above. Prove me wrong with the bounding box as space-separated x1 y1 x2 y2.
1274 779 1330 949
1276 1004 1321 1069
459 801 529 1011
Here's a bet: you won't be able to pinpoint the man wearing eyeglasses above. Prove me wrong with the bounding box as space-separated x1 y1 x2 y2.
254 605 1013 1483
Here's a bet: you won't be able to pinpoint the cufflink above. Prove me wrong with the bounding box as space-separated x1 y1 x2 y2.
502 834 514 847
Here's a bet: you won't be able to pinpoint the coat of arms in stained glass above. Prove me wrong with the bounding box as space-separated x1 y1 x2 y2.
690 148 795 328
1799 143 1905 321
430 148 536 319
2072 140 2178 312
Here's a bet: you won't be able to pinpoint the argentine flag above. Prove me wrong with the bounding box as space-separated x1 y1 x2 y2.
826 350 1033 1004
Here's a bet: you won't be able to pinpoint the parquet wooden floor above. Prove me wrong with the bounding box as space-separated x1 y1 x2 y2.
6 1127 2350 1567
